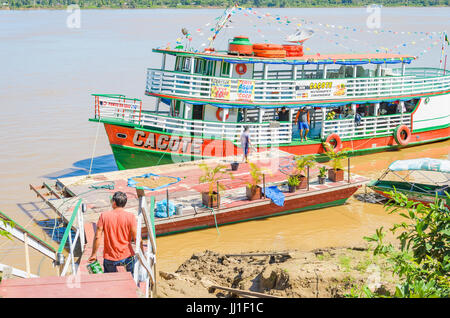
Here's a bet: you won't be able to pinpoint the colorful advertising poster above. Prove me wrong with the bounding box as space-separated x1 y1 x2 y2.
295 79 347 100
211 78 231 100
236 79 255 101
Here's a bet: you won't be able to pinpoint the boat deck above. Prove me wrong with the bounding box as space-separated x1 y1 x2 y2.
52 150 368 235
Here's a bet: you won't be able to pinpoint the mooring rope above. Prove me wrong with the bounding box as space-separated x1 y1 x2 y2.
88 119 102 177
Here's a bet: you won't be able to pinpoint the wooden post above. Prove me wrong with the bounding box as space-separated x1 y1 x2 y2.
307 166 310 191
166 188 169 217
216 181 220 208
24 233 31 278
348 157 351 183
263 174 266 199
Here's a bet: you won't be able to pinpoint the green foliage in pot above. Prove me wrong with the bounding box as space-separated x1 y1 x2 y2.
322 142 351 172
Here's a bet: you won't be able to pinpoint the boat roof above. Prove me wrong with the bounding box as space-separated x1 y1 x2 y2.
388 158 450 173
153 48 416 65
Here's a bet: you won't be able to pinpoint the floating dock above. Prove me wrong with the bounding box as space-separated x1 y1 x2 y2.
44 150 368 236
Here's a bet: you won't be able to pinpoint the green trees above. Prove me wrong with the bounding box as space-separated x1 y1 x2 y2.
2 0 449 9
363 191 450 298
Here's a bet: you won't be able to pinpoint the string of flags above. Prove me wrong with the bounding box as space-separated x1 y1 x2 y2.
160 6 448 60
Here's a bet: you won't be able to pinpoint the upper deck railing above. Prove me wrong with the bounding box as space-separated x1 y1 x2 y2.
146 67 450 104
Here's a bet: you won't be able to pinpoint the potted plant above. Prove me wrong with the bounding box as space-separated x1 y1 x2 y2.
293 155 316 189
198 163 234 208
246 162 263 200
318 166 327 184
322 142 350 182
287 175 299 193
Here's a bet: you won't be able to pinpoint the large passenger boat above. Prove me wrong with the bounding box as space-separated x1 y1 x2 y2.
90 18 450 170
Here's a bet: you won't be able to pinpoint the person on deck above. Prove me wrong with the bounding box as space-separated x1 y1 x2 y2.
277 107 290 122
240 126 251 163
295 107 310 142
88 191 140 274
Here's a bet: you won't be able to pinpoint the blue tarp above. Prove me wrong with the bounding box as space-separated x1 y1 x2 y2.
388 158 450 173
127 173 181 191
262 186 285 207
155 199 176 218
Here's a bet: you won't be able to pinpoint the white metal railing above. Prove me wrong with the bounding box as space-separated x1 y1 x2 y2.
134 191 157 298
321 113 412 139
96 97 293 146
146 68 450 103
58 199 85 276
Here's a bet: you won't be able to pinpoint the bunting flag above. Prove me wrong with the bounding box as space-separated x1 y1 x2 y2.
164 6 447 61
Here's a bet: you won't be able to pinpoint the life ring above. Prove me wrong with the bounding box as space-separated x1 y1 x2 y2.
235 64 247 75
253 43 284 50
324 133 342 151
216 108 230 121
253 49 287 58
394 125 411 146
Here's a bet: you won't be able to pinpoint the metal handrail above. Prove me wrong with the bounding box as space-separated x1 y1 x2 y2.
57 199 85 276
134 190 157 298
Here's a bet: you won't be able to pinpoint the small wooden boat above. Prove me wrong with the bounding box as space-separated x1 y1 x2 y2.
367 158 450 207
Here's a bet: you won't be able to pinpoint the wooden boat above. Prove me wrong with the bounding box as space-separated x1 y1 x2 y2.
50 152 368 236
367 158 450 207
89 7 450 171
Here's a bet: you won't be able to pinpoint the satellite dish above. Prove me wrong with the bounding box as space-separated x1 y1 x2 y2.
285 29 314 44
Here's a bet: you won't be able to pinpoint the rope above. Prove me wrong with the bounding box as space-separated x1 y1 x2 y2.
88 119 101 177
201 204 220 235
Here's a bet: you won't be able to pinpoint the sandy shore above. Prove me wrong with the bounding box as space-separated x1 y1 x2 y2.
155 245 396 298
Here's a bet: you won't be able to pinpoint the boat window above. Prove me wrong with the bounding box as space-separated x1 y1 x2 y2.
172 100 181 117
205 60 215 76
221 62 230 77
175 57 192 72
194 58 205 75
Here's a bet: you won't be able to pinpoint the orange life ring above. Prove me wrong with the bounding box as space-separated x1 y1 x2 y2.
253 43 284 50
394 125 411 146
235 64 247 75
282 44 303 52
216 108 230 121
253 49 287 58
324 133 342 151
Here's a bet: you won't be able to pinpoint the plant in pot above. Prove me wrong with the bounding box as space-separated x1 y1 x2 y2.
287 175 299 193
322 142 350 182
246 162 263 200
293 155 316 189
318 166 327 184
198 163 234 208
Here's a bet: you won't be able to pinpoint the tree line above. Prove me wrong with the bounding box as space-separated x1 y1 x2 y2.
3 0 450 9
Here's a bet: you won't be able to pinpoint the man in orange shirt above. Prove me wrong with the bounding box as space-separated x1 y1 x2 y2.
88 191 138 274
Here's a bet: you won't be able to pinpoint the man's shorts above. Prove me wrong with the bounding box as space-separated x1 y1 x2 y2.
298 122 309 130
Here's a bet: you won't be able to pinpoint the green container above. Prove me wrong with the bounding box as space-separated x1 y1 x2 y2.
87 260 103 274
229 36 252 46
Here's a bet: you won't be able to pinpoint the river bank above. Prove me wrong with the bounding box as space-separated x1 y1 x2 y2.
156 245 396 298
